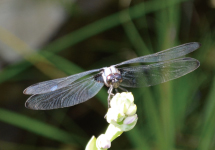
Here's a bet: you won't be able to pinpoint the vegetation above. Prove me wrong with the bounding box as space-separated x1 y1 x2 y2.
0 0 215 149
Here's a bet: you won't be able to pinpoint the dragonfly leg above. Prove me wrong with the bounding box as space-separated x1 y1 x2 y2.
115 88 119 93
107 85 114 108
119 86 128 92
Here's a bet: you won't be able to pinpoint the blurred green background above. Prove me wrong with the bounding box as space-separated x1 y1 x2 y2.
0 0 215 149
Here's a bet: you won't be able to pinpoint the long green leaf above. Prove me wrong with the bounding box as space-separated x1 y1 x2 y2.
0 108 87 145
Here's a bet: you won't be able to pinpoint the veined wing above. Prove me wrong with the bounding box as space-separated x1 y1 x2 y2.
25 76 104 110
115 42 200 66
23 68 101 95
119 57 200 87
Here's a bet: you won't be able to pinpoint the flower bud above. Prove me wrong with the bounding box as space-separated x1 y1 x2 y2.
106 108 125 123
121 92 134 103
96 134 111 149
123 114 138 125
109 114 138 132
125 103 137 116
110 92 134 113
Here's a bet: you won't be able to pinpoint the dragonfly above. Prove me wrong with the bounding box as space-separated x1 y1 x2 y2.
24 42 200 110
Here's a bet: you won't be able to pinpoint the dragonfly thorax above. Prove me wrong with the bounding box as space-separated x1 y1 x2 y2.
102 66 122 88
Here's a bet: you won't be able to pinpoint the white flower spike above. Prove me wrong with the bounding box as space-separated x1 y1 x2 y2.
86 92 138 150
106 92 138 131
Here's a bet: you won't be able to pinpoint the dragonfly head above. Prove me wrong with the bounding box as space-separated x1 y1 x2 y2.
106 73 122 88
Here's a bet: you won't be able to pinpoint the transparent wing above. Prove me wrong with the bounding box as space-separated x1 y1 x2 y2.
25 76 104 110
23 68 101 95
115 42 200 66
119 57 200 87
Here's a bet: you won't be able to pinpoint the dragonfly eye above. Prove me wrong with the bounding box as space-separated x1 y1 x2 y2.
114 73 122 83
107 75 114 84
